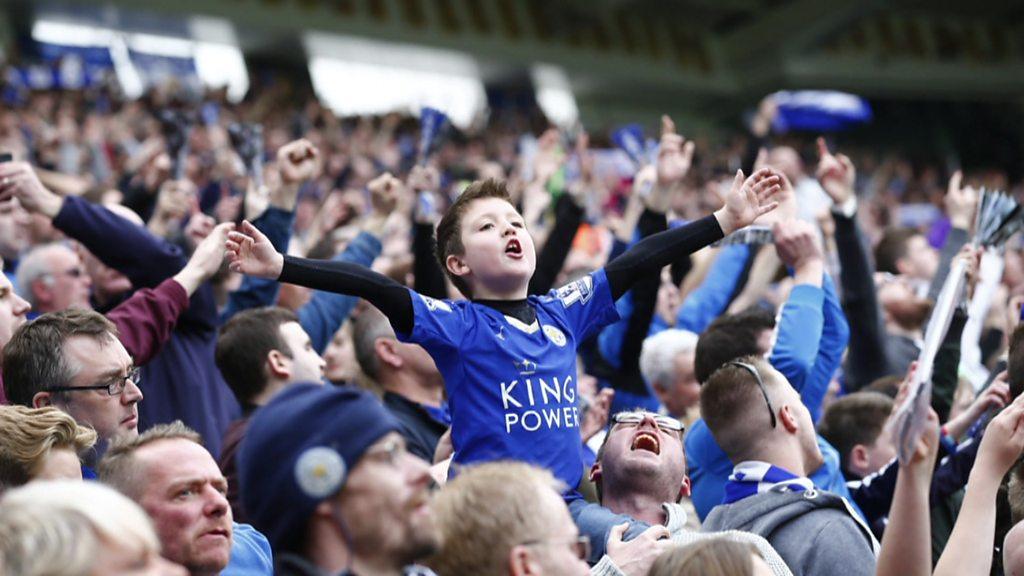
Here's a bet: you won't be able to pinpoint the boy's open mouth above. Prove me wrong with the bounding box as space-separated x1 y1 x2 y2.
505 238 523 258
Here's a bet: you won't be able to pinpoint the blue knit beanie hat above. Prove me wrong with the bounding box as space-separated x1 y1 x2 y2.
238 383 400 552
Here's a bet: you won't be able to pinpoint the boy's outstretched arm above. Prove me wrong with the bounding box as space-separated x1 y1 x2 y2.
603 168 782 300
226 185 417 334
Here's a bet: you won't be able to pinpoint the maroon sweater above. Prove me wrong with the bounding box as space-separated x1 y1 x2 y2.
0 278 188 405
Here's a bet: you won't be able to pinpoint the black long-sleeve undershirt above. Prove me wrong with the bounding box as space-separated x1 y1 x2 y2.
280 256 416 334
413 221 448 300
529 194 585 296
278 214 724 337
605 215 723 300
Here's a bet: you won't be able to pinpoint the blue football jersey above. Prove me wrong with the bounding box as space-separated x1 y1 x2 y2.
398 270 620 491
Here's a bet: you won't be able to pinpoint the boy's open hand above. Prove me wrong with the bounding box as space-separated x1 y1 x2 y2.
714 168 782 235
225 220 284 279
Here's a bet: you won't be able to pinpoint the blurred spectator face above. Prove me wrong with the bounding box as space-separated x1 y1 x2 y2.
663 349 700 417
324 323 359 383
0 199 31 260
901 234 939 280
878 275 932 331
31 245 92 313
133 439 233 574
767 147 804 183
335 433 439 567
0 273 30 350
278 321 326 383
42 335 142 443
593 411 689 503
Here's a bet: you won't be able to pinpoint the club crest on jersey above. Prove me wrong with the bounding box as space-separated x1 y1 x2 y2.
543 325 567 347
514 358 538 375
419 294 451 313
556 276 594 308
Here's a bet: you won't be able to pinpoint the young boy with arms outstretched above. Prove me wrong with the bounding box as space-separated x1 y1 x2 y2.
227 153 780 496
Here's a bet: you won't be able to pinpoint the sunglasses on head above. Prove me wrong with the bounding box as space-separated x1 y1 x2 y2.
725 360 777 429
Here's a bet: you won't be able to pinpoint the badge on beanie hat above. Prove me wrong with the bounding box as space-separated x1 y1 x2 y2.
295 446 346 499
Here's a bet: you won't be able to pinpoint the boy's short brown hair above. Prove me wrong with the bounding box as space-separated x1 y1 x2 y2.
434 179 514 298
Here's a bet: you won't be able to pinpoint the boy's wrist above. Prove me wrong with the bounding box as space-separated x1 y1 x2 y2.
713 208 735 235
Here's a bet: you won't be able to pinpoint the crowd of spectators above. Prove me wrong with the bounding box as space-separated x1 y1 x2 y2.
1 74 1024 576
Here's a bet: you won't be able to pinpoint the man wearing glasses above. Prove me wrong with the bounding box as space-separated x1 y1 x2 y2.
2 310 142 458
700 357 878 576
575 410 792 576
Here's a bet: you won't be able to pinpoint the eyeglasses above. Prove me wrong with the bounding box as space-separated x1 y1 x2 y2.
48 367 141 397
726 361 776 428
520 535 591 562
612 411 684 436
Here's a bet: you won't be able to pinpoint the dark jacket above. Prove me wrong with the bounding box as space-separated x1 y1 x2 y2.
383 391 448 463
54 196 239 457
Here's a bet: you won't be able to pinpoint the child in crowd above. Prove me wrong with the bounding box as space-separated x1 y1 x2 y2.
226 169 781 496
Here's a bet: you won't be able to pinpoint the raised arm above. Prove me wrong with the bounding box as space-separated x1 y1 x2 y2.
226 220 414 334
109 223 234 364
876 409 939 576
768 219 826 406
928 171 975 302
0 162 187 288
935 393 1024 576
605 168 781 301
408 165 449 300
221 138 322 320
297 172 397 353
817 139 888 391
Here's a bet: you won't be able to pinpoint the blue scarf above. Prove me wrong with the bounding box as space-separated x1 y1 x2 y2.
722 461 815 505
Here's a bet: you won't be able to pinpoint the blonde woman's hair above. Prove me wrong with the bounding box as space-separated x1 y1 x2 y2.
0 480 161 576
649 538 761 576
0 405 97 489
429 461 566 576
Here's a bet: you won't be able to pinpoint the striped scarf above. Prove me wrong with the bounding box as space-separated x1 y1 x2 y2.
722 461 815 504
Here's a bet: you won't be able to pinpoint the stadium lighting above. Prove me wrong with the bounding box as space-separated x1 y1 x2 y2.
304 33 486 129
531 64 579 129
190 17 249 102
31 20 113 47
30 17 249 102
